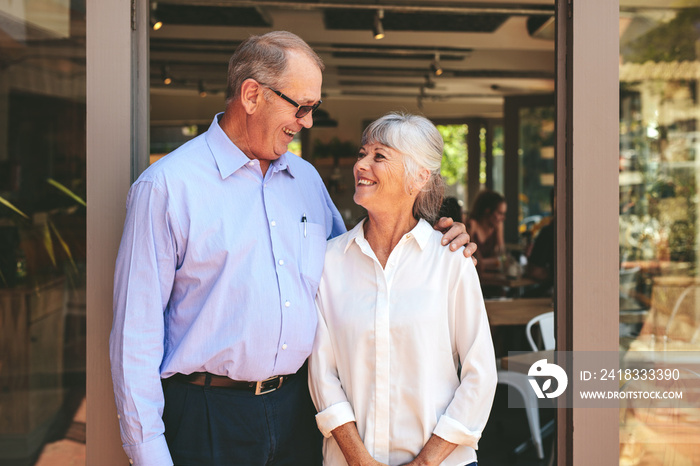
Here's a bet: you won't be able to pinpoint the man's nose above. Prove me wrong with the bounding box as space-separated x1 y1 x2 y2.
299 111 313 129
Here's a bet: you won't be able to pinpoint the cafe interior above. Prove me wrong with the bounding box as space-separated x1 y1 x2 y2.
147 3 700 464
2 0 700 465
148 1 556 464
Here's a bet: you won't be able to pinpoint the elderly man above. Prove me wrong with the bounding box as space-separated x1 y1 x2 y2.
110 31 475 466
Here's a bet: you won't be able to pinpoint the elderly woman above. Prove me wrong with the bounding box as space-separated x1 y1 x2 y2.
309 113 497 466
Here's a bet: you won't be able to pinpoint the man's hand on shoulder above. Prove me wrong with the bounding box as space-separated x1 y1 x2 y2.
434 217 478 266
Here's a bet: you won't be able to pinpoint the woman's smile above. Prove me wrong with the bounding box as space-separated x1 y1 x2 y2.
357 178 377 186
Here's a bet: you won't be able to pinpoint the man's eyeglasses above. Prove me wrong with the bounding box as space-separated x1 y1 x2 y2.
266 86 322 119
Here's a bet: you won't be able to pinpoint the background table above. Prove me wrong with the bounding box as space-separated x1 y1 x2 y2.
500 349 555 372
479 272 537 289
485 297 553 327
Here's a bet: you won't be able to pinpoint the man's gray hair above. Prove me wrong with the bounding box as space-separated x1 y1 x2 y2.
361 112 445 224
226 31 324 104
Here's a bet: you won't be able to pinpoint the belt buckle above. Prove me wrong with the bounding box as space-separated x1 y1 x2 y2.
254 376 283 395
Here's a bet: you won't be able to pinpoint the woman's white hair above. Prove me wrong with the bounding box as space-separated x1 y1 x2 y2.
361 112 445 224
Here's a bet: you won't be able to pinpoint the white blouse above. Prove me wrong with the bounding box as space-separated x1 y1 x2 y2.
309 219 497 466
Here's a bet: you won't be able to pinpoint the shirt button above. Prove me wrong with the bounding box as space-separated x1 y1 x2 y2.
117 414 121 419
278 259 284 266
282 343 288 350
285 301 291 307
129 460 134 465
270 220 276 227
248 161 254 166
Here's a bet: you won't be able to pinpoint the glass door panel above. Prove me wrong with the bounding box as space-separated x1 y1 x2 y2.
0 1 86 464
619 3 700 464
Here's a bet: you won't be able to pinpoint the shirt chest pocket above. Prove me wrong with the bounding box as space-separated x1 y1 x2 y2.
299 222 327 284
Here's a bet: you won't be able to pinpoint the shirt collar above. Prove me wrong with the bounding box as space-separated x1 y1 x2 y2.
269 153 296 178
343 217 433 254
205 112 296 179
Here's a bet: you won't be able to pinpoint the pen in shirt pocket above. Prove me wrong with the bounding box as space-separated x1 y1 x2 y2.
301 213 307 237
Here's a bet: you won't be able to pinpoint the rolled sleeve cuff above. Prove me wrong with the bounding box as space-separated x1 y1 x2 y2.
123 434 173 466
315 401 356 438
433 414 481 449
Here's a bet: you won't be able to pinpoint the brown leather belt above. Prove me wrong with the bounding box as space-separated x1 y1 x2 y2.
172 372 295 395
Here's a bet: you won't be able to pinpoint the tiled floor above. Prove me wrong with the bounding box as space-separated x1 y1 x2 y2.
35 396 86 466
35 439 85 466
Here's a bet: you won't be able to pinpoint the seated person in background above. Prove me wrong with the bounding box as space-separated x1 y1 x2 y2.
524 188 554 297
439 196 464 224
466 189 507 273
524 220 554 297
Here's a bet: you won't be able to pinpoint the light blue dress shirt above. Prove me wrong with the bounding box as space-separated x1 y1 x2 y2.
109 113 346 464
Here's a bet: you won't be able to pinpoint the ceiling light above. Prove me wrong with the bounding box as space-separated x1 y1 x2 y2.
430 53 443 76
161 65 172 85
373 9 385 40
151 2 163 31
198 80 207 98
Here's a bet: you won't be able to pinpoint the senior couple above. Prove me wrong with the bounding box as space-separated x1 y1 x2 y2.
110 31 496 466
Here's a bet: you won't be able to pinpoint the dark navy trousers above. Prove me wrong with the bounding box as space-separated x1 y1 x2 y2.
163 365 322 466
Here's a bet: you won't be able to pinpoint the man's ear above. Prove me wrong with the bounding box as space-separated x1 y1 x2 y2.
240 79 262 115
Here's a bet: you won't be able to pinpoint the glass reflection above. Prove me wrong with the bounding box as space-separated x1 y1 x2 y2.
0 1 86 465
619 4 700 464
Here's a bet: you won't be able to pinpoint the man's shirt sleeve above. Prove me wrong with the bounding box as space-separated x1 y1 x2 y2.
319 178 346 239
110 180 177 466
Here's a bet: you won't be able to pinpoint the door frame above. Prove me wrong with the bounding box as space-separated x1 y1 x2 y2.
86 0 148 463
86 1 621 464
555 0 620 464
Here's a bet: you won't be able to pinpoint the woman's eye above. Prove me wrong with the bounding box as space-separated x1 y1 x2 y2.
374 153 385 160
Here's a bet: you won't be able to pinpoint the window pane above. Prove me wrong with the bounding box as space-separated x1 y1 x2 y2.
619 4 700 464
518 107 555 229
438 124 468 222
0 1 86 464
492 124 505 195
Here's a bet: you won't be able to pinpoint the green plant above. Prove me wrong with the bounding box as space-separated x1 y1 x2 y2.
437 125 467 186
0 178 84 287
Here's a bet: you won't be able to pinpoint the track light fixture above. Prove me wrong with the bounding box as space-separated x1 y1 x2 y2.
430 53 443 76
373 9 385 40
161 65 172 85
198 80 207 98
151 2 163 31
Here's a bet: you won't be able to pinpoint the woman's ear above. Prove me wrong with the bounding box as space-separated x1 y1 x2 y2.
414 169 431 193
240 79 262 115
